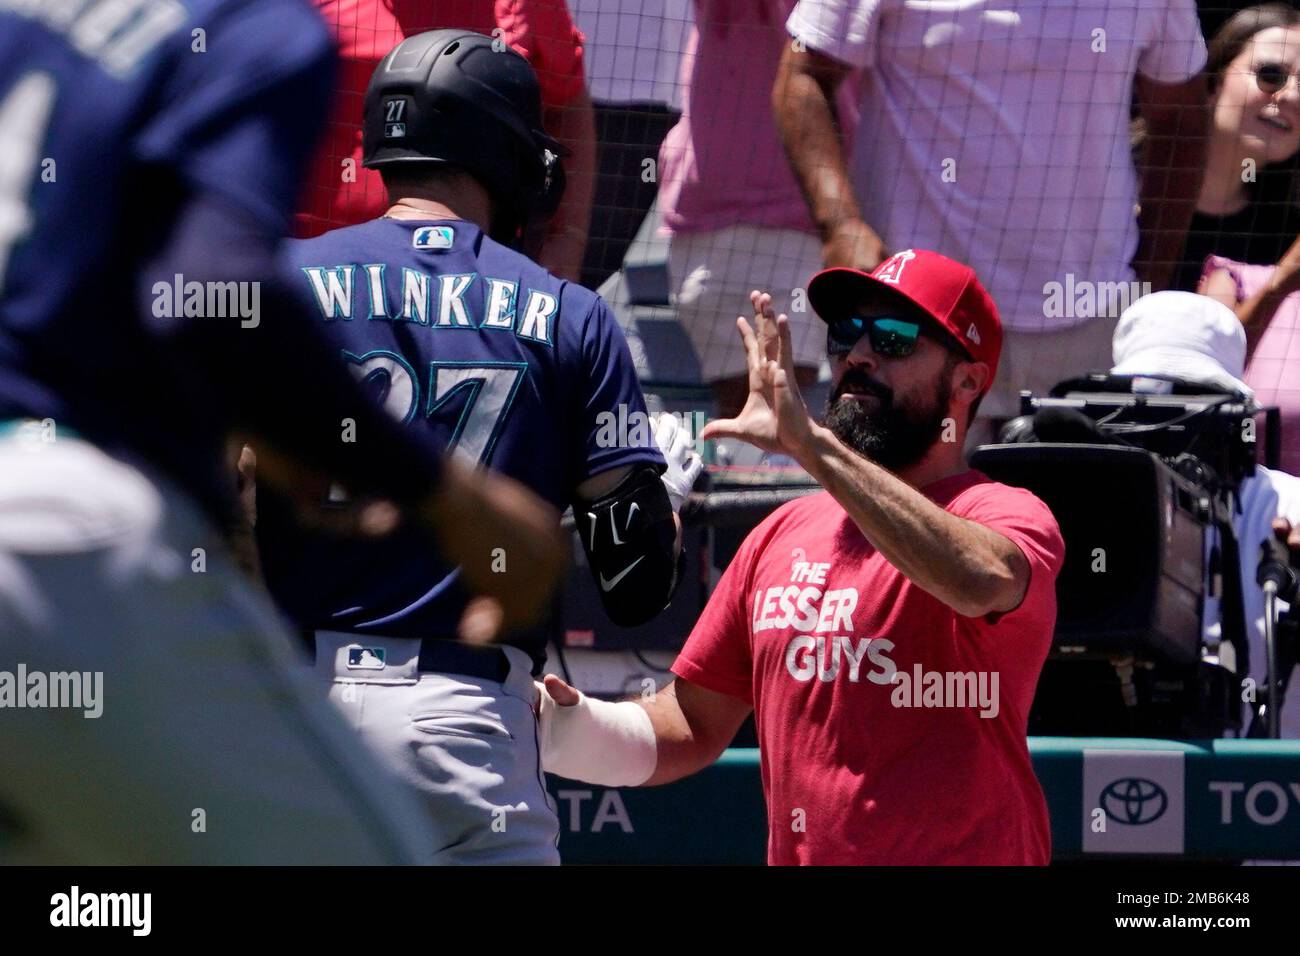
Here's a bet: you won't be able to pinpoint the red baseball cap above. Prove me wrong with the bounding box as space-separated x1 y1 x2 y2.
807 249 1003 393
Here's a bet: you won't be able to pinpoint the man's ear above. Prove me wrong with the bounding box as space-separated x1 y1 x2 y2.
949 360 991 429
955 360 991 401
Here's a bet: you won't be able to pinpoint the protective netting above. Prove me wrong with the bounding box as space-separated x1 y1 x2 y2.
306 1 1298 467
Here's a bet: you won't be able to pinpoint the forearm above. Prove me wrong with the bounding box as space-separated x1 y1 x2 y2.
638 683 727 786
1231 237 1300 360
575 466 683 627
144 194 445 507
542 88 596 280
773 48 866 241
539 677 744 787
1237 283 1294 360
797 424 1025 617
1201 266 1272 354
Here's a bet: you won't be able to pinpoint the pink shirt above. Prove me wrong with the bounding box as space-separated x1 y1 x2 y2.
1205 255 1300 476
673 471 1064 865
658 0 859 236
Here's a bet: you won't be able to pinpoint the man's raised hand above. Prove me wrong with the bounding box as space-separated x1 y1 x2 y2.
701 290 815 457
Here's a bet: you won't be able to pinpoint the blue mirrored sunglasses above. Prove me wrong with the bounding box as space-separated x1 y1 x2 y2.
826 315 924 358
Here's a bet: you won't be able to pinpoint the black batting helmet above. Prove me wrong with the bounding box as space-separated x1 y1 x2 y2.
362 30 566 241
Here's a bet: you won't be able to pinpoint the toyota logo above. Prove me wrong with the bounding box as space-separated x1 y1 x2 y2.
1100 777 1168 825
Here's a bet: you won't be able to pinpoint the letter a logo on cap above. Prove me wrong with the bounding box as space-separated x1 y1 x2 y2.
967 323 981 344
875 250 916 285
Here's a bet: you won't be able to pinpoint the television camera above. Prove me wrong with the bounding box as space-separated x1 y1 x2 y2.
971 373 1294 738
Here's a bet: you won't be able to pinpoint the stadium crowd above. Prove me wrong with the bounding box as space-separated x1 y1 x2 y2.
306 0 1296 461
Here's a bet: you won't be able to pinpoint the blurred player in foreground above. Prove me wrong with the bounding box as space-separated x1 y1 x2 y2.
252 30 700 864
0 1 563 864
540 251 1066 864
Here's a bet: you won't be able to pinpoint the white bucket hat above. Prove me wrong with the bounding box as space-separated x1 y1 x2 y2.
1111 291 1254 399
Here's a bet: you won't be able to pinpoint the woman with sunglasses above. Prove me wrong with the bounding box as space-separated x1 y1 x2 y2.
1172 3 1300 292
1184 4 1300 475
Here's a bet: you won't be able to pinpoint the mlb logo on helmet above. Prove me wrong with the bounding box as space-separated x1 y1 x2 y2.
384 97 407 139
807 249 1004 393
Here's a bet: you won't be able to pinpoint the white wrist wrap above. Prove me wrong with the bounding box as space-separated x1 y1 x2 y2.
537 686 657 786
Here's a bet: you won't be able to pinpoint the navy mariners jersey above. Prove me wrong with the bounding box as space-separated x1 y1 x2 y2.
257 218 663 666
0 0 333 516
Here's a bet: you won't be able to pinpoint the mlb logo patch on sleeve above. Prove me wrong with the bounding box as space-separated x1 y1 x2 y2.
413 226 455 250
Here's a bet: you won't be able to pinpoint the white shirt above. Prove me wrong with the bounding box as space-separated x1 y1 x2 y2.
787 0 1206 332
570 0 694 106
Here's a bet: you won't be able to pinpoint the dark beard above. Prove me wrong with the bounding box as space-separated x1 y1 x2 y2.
823 366 952 472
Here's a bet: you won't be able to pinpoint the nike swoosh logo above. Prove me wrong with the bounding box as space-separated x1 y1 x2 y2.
599 555 645 592
611 501 640 546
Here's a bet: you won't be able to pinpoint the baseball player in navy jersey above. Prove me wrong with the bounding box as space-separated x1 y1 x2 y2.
252 29 702 864
0 0 564 864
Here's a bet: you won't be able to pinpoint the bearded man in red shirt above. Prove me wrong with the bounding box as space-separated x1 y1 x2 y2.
539 249 1065 865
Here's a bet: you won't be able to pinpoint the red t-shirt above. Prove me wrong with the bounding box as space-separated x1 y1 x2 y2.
300 0 587 236
672 470 1064 866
